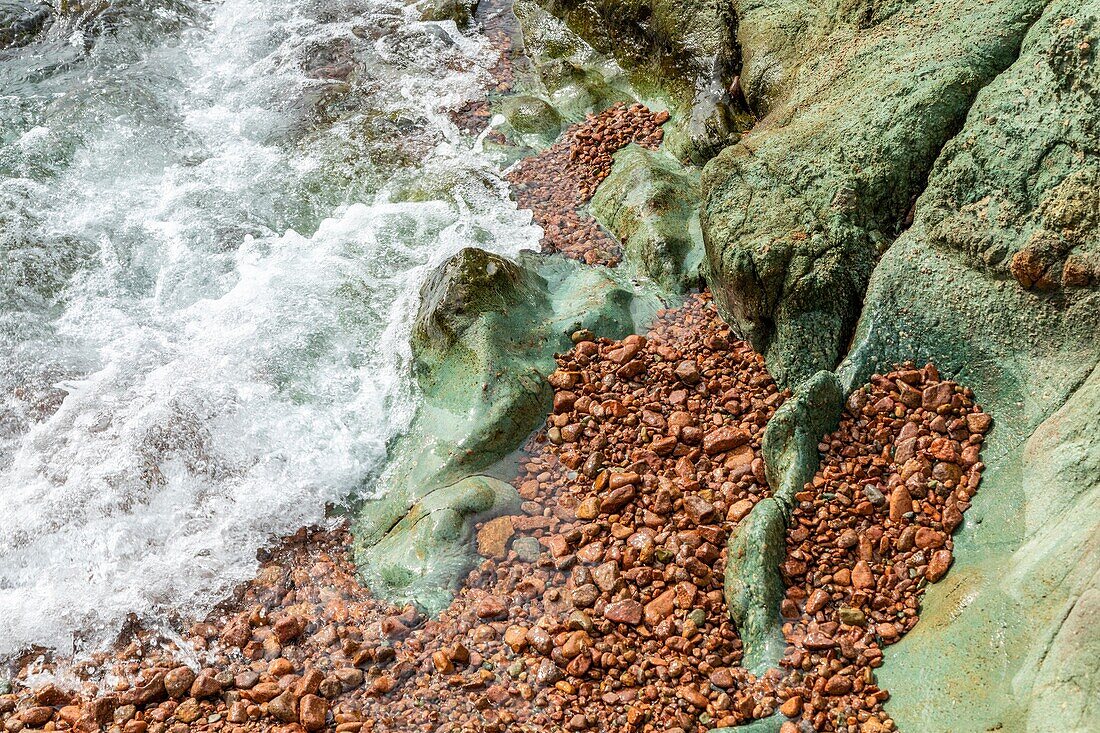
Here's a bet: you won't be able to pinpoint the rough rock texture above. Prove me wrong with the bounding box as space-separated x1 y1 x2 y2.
418 0 479 24
591 145 705 292
352 0 1100 725
511 0 635 124
529 0 753 162
500 93 563 138
834 3 1100 729
358 475 521 614
701 0 1044 388
0 0 50 48
353 248 659 613
722 497 786 675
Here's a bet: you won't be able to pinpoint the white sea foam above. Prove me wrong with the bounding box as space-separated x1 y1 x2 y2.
0 0 538 658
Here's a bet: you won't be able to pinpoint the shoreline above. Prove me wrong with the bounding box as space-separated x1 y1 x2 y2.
3 0 1097 730
0 293 990 733
2 8 988 733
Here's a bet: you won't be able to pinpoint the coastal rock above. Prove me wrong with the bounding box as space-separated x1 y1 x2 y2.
523 0 752 162
476 516 514 560
359 475 522 616
590 145 705 292
353 247 649 613
297 691 325 730
267 690 298 723
417 0 477 25
163 667 195 700
836 3 1100 727
704 426 749 455
603 599 643 625
501 94 563 138
702 0 1045 387
0 0 50 49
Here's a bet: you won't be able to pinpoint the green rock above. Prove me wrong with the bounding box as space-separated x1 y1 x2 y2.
712 4 1098 727
709 715 783 733
417 0 478 25
701 0 1044 388
353 247 664 611
761 370 843 510
723 497 787 675
835 2 1100 728
530 0 753 162
357 475 521 615
723 371 843 677
591 145 705 292
501 94 563 137
512 0 636 122
511 535 542 562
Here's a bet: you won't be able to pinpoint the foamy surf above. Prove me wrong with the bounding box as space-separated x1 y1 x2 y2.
0 0 538 659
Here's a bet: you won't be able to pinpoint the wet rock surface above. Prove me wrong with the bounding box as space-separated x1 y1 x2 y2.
0 0 50 48
530 0 753 162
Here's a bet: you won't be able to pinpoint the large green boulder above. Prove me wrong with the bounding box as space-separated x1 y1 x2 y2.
701 0 1043 388
352 247 662 611
590 144 706 292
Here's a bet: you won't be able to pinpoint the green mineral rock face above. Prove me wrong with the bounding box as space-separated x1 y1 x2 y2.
836 3 1100 728
353 247 663 614
717 0 1099 727
701 0 1044 389
352 0 1099 726
529 0 754 162
591 145 706 293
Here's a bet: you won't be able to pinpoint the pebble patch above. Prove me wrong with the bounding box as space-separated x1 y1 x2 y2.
506 103 667 266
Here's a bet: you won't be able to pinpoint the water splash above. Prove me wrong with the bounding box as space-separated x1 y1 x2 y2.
0 0 539 657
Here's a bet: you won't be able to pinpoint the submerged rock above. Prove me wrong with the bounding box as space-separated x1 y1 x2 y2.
0 0 50 48
359 476 522 615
